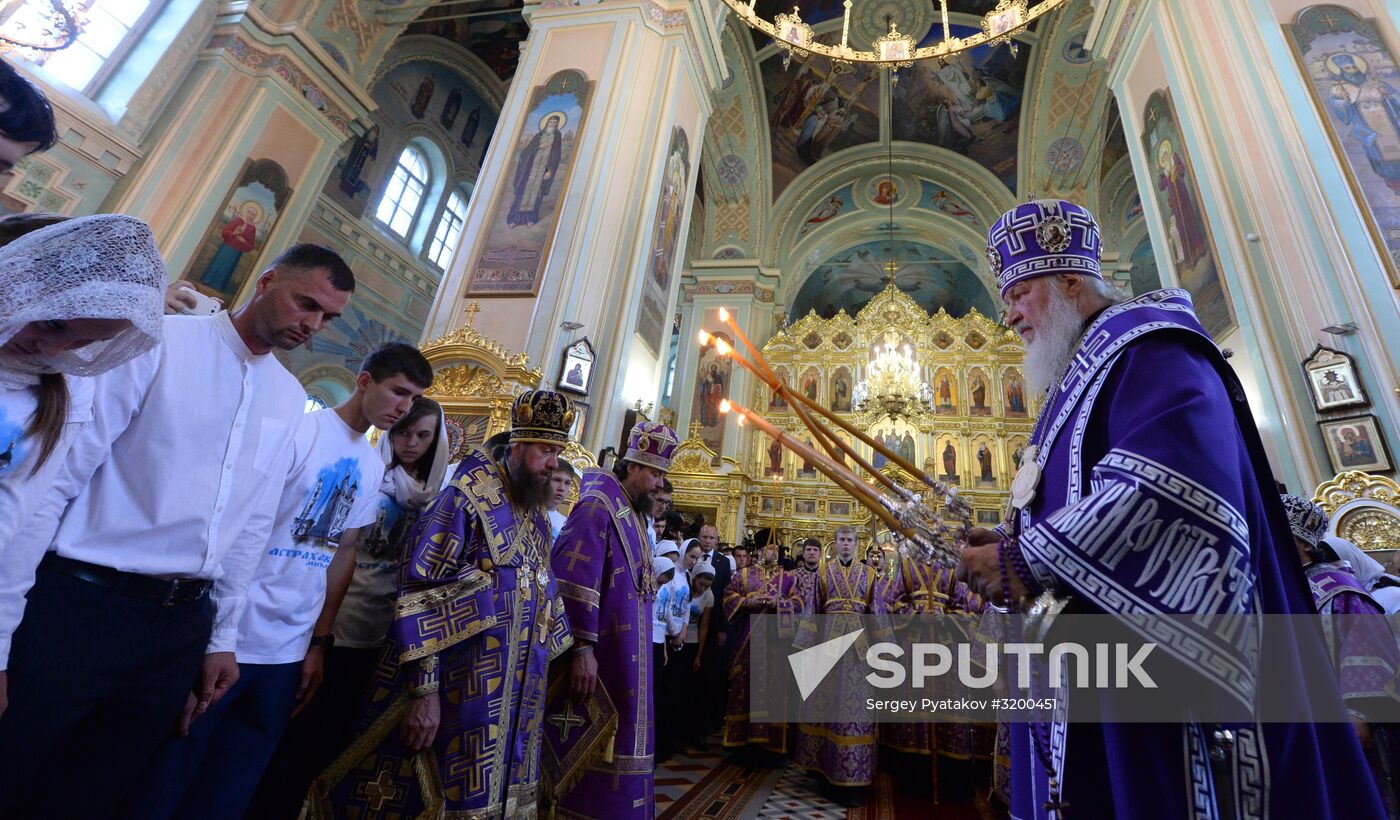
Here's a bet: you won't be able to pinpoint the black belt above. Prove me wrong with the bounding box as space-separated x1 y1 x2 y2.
40 553 212 607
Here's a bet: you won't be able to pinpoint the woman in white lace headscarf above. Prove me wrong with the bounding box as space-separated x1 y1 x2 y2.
1323 534 1400 615
0 213 166 550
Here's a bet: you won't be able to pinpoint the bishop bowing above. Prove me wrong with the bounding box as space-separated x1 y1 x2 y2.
548 422 679 820
307 390 575 819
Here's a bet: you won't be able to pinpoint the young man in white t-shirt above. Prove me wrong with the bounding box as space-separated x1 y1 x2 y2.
127 342 433 818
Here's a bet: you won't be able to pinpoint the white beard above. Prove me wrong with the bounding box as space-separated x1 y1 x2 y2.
1023 285 1085 399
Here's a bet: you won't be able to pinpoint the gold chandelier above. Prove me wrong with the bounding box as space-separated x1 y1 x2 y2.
853 330 932 420
723 0 1071 69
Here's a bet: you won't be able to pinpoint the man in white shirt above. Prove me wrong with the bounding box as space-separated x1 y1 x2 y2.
0 244 355 816
125 342 433 817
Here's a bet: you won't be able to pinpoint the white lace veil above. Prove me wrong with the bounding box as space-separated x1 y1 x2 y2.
0 213 167 386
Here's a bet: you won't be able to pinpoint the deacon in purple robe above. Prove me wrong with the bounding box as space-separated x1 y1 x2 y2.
722 540 805 759
880 556 992 803
307 390 576 819
793 525 890 806
959 200 1383 819
1284 494 1400 814
548 421 679 820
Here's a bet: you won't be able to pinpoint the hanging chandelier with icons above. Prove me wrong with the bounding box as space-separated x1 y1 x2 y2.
723 0 1072 70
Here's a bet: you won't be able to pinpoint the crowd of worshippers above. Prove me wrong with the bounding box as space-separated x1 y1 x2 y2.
7 56 1400 820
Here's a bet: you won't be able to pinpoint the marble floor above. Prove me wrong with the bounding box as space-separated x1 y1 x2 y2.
654 740 1002 820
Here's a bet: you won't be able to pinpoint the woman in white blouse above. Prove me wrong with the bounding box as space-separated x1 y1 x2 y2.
0 214 166 552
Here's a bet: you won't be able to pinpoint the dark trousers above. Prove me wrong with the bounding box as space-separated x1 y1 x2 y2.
124 660 302 819
673 642 705 747
0 566 214 819
245 645 382 820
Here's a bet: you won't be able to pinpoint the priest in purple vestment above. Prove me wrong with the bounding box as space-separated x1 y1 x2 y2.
548 421 679 820
958 199 1383 819
1284 494 1400 814
722 540 805 760
880 556 991 803
307 390 576 819
793 525 890 806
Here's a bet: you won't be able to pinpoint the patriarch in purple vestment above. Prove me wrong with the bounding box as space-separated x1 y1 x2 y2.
793 525 890 800
957 200 1384 819
722 541 806 755
1285 494 1400 814
547 421 678 820
308 390 576 819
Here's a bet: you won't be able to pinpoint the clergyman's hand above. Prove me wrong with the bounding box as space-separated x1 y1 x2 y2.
571 650 599 702
955 543 1001 603
401 694 441 751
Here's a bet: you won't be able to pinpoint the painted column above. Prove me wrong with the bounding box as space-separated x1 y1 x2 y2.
421 0 725 454
673 262 780 462
1089 0 1400 489
105 5 371 304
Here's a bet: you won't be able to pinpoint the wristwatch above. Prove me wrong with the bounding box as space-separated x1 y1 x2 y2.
309 634 335 649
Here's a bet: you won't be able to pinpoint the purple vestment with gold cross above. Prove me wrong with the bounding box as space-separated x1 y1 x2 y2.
723 561 805 753
879 558 994 772
793 558 891 787
307 447 572 819
549 467 657 819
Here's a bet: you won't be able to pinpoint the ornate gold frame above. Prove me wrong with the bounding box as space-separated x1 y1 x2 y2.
419 303 542 441
1313 470 1400 554
668 424 750 542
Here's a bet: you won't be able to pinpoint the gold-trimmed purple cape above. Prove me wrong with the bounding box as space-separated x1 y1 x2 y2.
548 467 656 819
307 446 572 819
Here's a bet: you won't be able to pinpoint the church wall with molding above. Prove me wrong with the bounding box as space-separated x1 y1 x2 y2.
2 1 509 402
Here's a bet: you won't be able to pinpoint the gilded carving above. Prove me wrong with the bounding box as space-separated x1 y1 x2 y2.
1313 470 1400 553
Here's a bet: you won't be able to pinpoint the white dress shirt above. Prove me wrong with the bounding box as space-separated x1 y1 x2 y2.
0 313 304 667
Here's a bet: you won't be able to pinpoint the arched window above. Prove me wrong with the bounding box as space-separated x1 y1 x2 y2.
7 0 158 93
427 189 469 270
375 146 429 238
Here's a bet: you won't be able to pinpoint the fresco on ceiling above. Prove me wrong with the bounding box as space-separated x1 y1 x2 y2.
749 0 1004 50
892 24 1029 193
406 3 528 80
323 59 498 218
915 179 979 225
1141 89 1234 338
790 239 997 319
798 184 854 236
867 176 904 205
747 0 847 50
763 33 881 199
